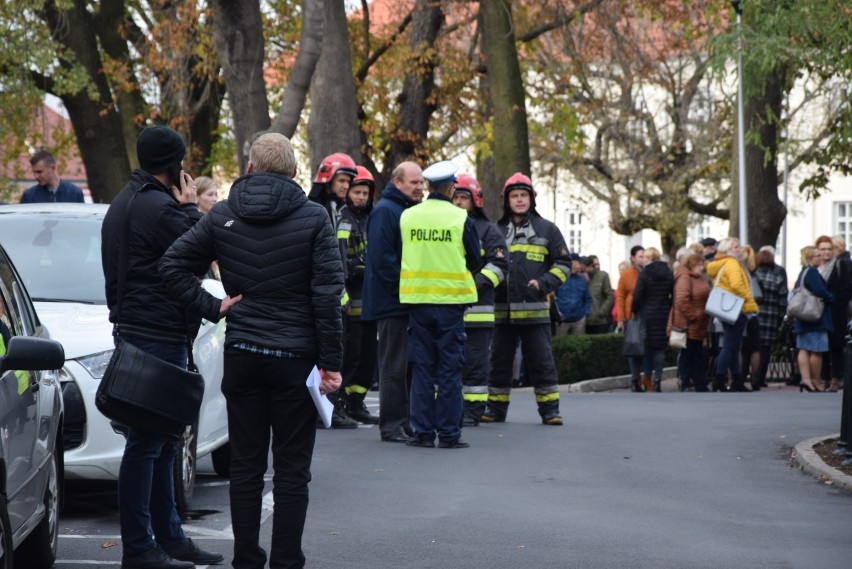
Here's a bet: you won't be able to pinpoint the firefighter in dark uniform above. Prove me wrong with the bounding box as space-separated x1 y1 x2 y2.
483 173 571 425
400 161 480 448
310 153 359 428
336 166 380 424
451 173 508 426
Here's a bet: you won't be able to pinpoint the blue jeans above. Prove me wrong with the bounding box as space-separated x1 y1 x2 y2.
117 336 187 555
716 314 748 377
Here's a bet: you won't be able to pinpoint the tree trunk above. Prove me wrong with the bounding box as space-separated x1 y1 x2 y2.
387 0 443 167
306 0 361 175
480 0 531 187
475 70 502 221
41 0 131 203
94 0 145 171
271 0 323 139
746 67 787 249
211 0 270 174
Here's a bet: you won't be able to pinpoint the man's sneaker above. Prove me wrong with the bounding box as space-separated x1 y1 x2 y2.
438 438 470 449
342 398 380 425
165 538 224 565
541 414 564 426
331 405 358 429
122 544 195 569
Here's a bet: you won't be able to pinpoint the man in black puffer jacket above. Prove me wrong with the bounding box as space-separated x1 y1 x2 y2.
160 133 344 569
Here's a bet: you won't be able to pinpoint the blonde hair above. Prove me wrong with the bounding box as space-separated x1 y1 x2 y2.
645 247 661 263
832 235 847 251
688 242 704 256
800 245 816 267
194 176 217 194
740 244 757 272
249 133 296 176
717 237 739 254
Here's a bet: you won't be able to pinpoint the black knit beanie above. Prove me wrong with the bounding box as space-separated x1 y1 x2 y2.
136 126 186 174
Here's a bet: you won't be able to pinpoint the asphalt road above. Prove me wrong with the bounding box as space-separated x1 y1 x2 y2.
56 389 851 569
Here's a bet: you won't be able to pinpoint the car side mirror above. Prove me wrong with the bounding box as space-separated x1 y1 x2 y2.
0 337 65 374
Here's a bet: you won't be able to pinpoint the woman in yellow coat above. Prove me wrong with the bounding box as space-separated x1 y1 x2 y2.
706 237 759 391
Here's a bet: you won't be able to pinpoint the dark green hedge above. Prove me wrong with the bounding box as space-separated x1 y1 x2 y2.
551 333 677 384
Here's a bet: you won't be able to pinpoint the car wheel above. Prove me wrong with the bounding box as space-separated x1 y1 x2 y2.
173 421 198 513
0 491 12 569
211 442 231 478
14 437 60 569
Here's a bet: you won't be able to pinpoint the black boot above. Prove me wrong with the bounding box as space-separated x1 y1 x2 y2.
712 375 728 392
331 401 358 429
729 374 751 392
340 392 379 424
653 379 662 393
481 400 508 423
462 401 486 427
631 377 644 392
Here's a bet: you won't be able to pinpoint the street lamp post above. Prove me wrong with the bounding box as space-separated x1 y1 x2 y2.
732 0 747 244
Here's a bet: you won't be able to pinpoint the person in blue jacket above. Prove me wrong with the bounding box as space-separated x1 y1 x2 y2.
361 161 423 443
793 245 834 392
21 149 85 203
554 254 592 335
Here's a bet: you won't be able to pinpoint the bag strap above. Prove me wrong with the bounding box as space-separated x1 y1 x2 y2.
114 184 197 370
713 264 724 287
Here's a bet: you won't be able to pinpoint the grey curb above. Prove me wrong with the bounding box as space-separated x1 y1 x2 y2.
792 434 852 492
562 367 678 392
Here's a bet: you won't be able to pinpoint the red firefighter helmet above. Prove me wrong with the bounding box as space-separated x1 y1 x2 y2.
454 173 484 209
501 172 536 198
352 165 375 189
314 153 357 184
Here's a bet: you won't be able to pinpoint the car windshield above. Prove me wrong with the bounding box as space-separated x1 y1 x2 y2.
0 216 105 305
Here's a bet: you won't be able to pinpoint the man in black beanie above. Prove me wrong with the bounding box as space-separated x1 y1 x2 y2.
102 126 234 569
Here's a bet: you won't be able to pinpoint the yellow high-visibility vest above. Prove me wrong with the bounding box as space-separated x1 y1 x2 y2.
399 198 476 304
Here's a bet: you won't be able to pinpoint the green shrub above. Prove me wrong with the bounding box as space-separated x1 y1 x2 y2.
551 333 677 384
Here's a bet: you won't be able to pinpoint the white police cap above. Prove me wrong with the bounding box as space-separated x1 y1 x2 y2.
422 160 459 185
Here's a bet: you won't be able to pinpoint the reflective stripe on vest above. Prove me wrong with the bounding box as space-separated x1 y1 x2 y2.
399 200 477 304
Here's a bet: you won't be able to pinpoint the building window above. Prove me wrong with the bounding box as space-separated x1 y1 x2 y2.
564 211 582 254
687 219 713 245
835 203 852 249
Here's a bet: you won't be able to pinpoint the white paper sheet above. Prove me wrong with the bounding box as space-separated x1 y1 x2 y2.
306 366 334 428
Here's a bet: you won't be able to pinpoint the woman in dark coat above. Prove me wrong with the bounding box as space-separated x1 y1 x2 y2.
633 247 674 392
793 246 834 392
819 235 852 391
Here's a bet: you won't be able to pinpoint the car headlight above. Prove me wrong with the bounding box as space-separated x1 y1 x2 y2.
76 350 114 379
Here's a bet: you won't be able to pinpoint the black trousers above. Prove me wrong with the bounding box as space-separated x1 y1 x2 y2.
342 317 378 396
222 350 317 569
377 316 411 437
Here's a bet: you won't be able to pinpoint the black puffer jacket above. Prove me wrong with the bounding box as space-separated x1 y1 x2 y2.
633 260 674 350
102 170 202 343
159 172 344 370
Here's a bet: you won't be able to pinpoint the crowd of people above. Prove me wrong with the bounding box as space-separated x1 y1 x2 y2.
22 127 846 569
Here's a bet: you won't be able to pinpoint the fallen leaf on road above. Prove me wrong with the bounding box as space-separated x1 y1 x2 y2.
102 540 117 549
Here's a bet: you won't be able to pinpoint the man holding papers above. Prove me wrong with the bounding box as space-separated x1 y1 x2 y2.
160 133 343 569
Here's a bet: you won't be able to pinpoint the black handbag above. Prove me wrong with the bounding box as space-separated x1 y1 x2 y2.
623 316 647 356
96 340 204 440
95 186 204 441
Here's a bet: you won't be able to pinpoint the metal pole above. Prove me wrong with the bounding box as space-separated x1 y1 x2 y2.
734 3 748 244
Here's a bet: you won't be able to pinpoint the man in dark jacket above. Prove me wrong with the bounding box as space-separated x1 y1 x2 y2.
102 126 226 569
362 161 423 443
452 173 508 426
160 133 343 569
554 254 592 335
483 173 572 426
307 152 357 229
21 149 85 203
584 255 615 334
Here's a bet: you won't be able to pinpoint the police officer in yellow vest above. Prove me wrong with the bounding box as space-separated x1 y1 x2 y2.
400 160 481 448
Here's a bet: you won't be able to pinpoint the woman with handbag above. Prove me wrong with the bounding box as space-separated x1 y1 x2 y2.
632 247 673 392
669 253 711 391
793 245 834 392
706 237 759 392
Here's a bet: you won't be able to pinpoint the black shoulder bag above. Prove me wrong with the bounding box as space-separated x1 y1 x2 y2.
95 187 205 441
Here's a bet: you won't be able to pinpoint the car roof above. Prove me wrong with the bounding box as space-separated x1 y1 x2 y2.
0 203 108 218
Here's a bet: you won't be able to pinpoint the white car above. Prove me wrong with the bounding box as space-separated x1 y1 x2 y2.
0 203 230 509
